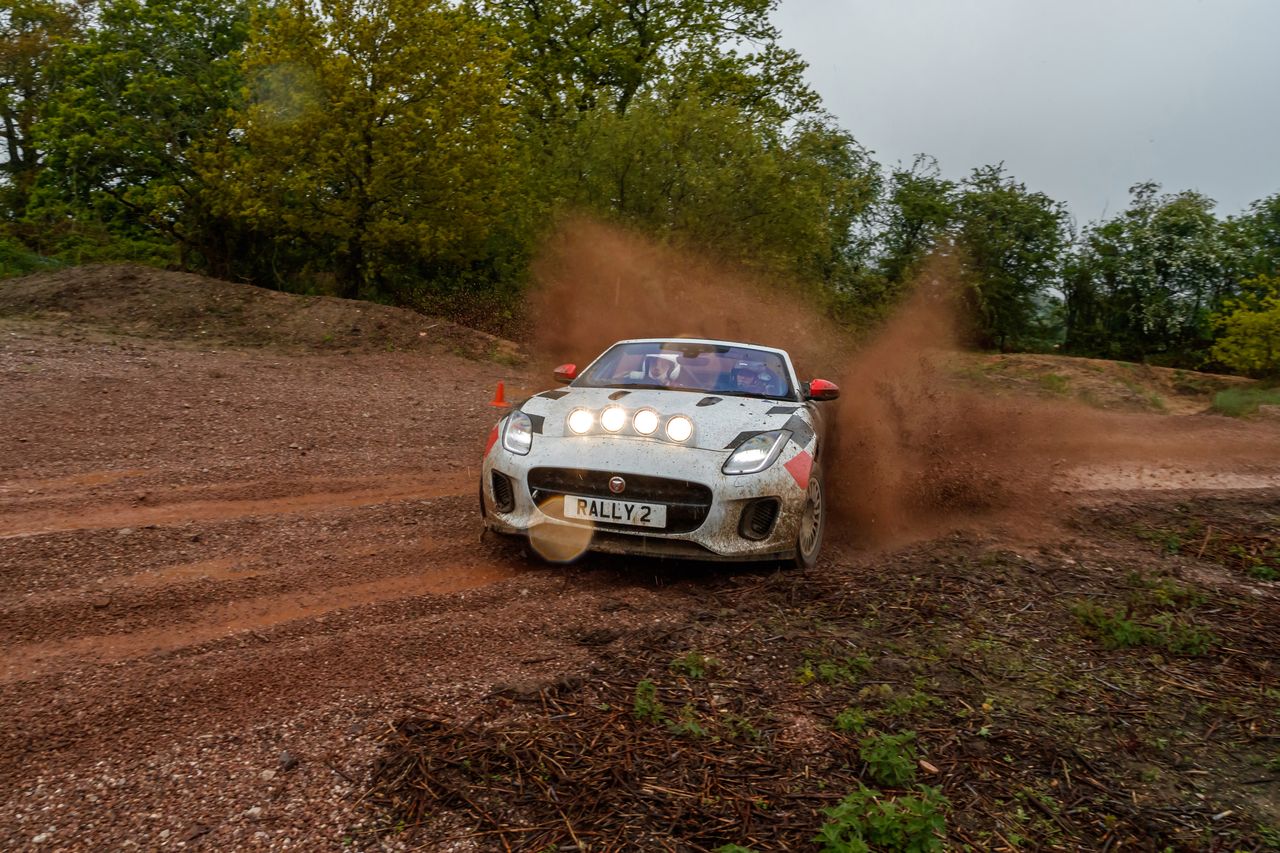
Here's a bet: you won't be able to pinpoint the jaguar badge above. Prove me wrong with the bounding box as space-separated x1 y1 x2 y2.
608 476 626 494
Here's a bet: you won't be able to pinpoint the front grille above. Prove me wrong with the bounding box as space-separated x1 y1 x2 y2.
739 498 780 540
528 467 712 534
491 471 515 513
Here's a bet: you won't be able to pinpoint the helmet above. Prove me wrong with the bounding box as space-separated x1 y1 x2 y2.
732 361 761 385
646 353 681 383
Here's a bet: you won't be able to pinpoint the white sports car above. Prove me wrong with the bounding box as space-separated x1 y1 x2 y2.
480 338 839 566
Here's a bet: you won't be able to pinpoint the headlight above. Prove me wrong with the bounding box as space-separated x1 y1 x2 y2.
600 406 626 432
567 408 594 435
665 415 693 442
633 409 659 435
503 411 533 455
723 429 790 475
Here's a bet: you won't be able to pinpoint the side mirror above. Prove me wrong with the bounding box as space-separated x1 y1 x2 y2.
553 363 577 384
807 378 840 401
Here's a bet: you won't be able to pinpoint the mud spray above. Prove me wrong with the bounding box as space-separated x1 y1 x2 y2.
529 218 1280 550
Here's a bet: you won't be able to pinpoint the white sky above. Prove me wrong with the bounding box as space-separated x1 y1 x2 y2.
772 0 1280 225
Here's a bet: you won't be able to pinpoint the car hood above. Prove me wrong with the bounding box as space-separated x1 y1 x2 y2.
519 387 805 451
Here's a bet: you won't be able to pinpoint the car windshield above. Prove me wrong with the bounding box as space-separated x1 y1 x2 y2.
574 341 796 401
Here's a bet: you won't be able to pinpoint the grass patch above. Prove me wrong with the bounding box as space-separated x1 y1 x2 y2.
1037 373 1070 394
1072 603 1216 655
797 649 872 686
1212 386 1280 417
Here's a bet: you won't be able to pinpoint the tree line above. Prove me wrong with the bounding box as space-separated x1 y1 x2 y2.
2 0 1277 374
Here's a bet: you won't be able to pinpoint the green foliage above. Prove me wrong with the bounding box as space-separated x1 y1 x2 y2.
859 731 919 787
668 703 709 738
29 0 249 264
954 165 1068 351
670 651 717 679
814 784 947 853
1064 182 1240 366
797 650 872 686
633 679 665 724
1072 602 1216 656
722 713 760 742
1 0 86 215
1211 274 1280 377
212 0 520 299
880 691 942 720
834 707 868 734
714 845 759 853
550 91 879 289
0 232 59 276
1211 386 1280 417
479 0 817 127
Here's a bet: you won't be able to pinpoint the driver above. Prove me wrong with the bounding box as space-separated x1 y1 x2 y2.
646 353 682 387
731 362 765 394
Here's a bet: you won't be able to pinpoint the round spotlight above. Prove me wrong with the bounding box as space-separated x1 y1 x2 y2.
567 408 594 435
666 415 693 442
600 405 626 432
633 409 659 435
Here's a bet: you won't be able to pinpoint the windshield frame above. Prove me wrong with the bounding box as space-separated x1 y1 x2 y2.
571 340 801 402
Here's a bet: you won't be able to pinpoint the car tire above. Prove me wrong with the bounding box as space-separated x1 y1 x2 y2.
791 463 826 570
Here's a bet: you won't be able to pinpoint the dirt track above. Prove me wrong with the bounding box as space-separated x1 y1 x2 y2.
2 314 1280 849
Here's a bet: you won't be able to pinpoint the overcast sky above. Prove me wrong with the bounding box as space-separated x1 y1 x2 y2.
772 0 1280 225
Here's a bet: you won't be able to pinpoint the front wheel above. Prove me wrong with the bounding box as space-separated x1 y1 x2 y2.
792 465 826 569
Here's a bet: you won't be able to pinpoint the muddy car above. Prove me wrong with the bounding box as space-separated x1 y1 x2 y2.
480 338 839 566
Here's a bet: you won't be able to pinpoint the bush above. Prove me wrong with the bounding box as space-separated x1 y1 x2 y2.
1211 274 1280 377
0 235 61 278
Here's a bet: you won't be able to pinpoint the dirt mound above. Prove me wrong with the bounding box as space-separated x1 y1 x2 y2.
0 263 521 360
952 352 1249 414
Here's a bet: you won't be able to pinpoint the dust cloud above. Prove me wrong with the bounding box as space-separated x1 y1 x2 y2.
529 218 1280 547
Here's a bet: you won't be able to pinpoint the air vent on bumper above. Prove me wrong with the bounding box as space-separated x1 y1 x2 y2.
739 498 780 540
491 471 515 513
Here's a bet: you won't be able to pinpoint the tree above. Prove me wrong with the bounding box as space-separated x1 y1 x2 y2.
0 0 86 216
29 0 249 264
869 155 956 286
953 165 1067 350
214 0 520 299
1065 183 1239 362
1211 274 1280 376
478 0 816 128
1229 192 1280 278
550 90 877 288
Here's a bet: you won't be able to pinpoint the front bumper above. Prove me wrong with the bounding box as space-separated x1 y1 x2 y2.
480 433 807 561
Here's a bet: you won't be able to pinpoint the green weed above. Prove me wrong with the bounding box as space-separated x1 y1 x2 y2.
668 703 708 738
814 784 947 853
633 679 666 724
670 651 717 679
1072 603 1216 655
859 731 919 787
797 650 872 686
835 707 869 734
722 713 761 742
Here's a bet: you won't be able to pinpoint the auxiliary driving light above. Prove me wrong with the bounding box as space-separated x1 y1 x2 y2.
666 415 693 442
600 406 627 432
633 409 659 435
567 408 594 434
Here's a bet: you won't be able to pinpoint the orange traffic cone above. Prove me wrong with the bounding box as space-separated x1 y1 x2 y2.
489 381 510 408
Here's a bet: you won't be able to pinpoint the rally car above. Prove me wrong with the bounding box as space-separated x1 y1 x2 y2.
479 338 839 566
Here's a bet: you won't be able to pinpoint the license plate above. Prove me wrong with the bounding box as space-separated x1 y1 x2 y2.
563 495 667 528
